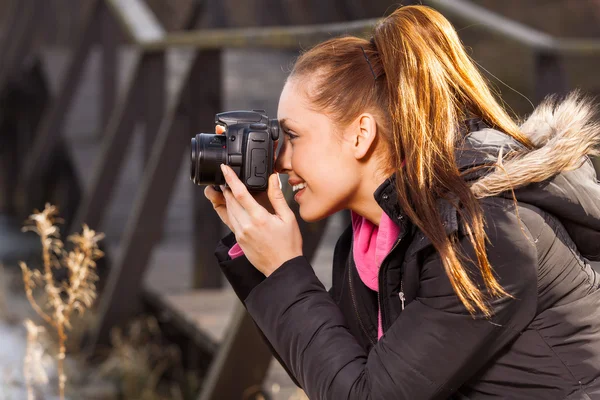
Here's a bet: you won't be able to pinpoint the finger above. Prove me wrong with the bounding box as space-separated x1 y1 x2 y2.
204 185 225 206
204 186 230 227
220 164 266 217
216 125 226 134
221 185 250 227
267 173 293 218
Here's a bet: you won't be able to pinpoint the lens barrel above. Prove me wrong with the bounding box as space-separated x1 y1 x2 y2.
190 133 227 185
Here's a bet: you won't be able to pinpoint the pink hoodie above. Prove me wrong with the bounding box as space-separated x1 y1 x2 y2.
228 210 401 340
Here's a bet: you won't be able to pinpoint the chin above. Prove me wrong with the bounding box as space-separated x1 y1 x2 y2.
298 204 334 223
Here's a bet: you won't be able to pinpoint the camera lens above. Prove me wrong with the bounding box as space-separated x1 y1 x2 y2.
190 133 227 185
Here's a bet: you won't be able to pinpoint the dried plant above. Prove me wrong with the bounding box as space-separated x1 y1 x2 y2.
98 316 185 400
23 320 49 400
0 264 8 320
19 203 104 399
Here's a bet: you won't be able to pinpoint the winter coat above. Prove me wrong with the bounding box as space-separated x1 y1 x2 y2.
215 95 600 400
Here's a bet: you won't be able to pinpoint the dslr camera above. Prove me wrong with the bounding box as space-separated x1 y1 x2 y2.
190 110 279 192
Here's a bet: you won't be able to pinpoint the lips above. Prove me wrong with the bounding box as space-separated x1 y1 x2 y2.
292 182 307 192
294 186 306 202
288 177 306 192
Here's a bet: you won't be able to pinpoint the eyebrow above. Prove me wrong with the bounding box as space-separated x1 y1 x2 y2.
279 118 296 131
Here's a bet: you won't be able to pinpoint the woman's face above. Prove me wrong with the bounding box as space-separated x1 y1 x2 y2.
275 78 364 222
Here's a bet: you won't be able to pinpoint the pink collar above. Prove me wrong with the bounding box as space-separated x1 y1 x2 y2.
351 210 402 340
351 211 402 292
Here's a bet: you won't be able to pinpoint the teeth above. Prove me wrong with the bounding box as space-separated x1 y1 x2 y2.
292 182 307 192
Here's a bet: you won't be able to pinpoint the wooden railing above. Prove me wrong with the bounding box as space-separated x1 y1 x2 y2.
2 0 599 398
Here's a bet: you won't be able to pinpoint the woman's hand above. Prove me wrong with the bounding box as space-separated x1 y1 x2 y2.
219 163 303 277
204 184 274 233
204 125 277 232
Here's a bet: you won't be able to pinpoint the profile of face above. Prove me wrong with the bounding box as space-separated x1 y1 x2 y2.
275 75 389 223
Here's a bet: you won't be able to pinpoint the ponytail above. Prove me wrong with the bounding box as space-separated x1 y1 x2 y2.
290 5 534 316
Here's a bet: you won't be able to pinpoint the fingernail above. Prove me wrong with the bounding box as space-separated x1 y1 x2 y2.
220 185 226 192
220 164 228 176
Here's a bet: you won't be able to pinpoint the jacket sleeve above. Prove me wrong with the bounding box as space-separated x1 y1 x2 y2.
215 231 302 388
243 202 539 399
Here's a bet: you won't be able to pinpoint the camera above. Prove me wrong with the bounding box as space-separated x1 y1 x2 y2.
190 110 279 192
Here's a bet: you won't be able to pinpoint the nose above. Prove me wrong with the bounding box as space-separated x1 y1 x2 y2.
274 138 292 174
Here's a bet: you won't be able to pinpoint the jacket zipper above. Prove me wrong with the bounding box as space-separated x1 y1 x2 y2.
348 213 407 344
378 237 402 329
378 214 409 330
348 260 376 346
399 281 405 310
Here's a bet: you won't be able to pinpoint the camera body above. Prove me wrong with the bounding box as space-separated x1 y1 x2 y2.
190 110 279 192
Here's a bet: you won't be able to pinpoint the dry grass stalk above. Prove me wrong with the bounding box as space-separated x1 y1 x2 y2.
23 319 49 400
19 203 104 399
98 316 185 400
0 264 8 319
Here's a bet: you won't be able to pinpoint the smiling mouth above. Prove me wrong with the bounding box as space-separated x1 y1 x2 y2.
292 182 307 192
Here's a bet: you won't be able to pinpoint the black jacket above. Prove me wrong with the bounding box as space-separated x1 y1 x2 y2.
215 96 600 399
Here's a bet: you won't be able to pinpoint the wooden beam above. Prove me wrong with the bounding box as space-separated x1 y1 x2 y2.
138 0 600 56
182 0 207 31
71 53 144 231
188 50 224 289
105 0 165 44
139 52 166 165
18 0 102 211
0 0 33 87
87 52 208 348
142 18 378 51
100 1 119 133
0 0 20 58
426 0 600 55
197 304 272 400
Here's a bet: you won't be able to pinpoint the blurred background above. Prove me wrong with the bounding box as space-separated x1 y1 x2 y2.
0 1 599 399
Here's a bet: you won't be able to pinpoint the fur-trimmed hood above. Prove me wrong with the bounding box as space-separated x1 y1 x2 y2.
458 91 600 261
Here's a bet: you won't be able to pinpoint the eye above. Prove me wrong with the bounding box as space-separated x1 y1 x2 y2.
285 131 298 141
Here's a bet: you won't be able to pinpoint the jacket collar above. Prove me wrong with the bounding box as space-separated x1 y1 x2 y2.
373 174 404 224
373 174 460 256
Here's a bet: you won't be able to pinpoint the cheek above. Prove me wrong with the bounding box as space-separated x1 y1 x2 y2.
299 178 354 222
296 150 357 221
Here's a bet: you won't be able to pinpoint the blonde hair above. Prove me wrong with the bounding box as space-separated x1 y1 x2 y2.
290 5 535 316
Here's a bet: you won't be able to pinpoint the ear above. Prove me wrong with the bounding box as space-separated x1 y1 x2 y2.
350 113 378 160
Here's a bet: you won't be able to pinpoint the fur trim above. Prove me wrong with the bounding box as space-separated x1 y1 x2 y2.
471 91 600 199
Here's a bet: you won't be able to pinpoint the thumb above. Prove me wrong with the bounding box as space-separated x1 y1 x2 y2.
267 173 291 217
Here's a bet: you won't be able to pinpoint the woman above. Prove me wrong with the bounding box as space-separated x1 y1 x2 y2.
205 5 600 399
